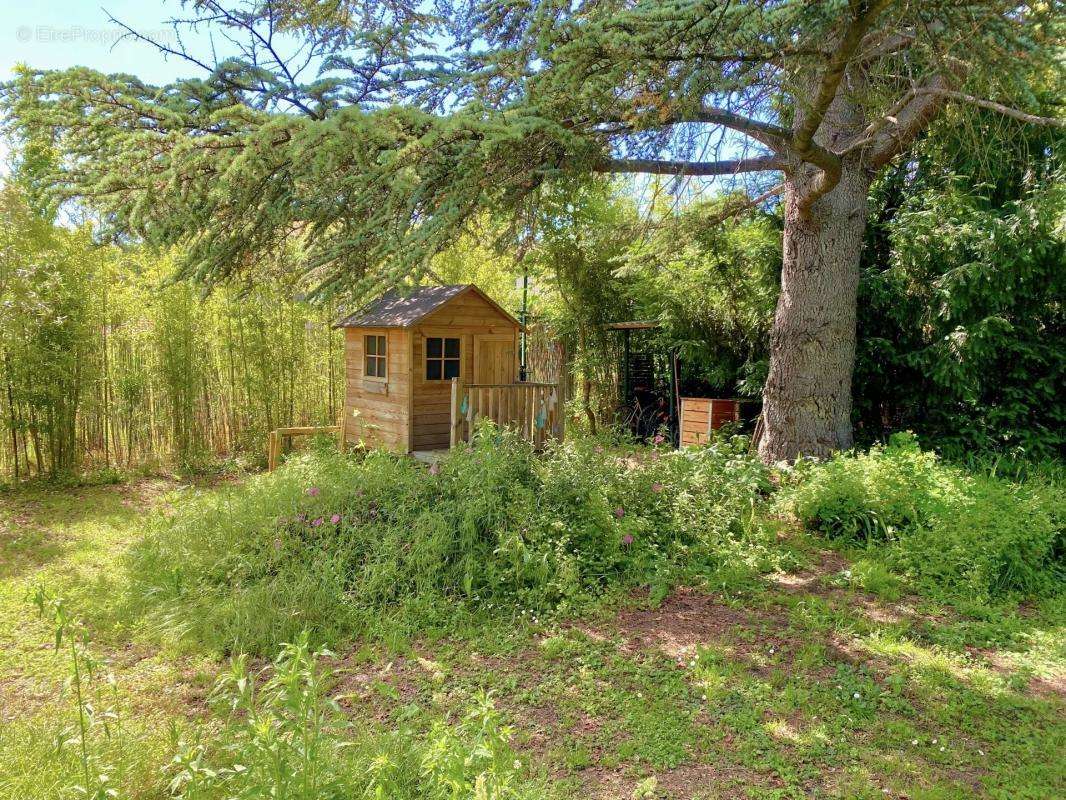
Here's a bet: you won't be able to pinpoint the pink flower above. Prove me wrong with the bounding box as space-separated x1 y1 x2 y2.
428 462 440 476
296 513 307 523
614 507 625 519
307 487 320 497
653 434 665 445
652 483 663 493
312 517 324 527
622 534 634 546
330 514 341 525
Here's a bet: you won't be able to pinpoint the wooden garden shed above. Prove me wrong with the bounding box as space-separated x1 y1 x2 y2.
334 284 525 453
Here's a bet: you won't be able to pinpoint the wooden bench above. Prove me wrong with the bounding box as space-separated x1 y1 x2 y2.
267 425 341 471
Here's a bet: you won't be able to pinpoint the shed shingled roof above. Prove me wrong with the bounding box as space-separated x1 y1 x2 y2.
334 284 520 329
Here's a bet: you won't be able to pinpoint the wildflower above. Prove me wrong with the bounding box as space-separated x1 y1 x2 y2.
622 534 634 546
653 434 665 445
330 514 341 525
701 694 707 700
273 538 282 551
614 507 625 519
312 517 324 527
911 739 919 746
428 462 441 476
296 513 307 523
852 691 861 700
307 486 320 497
595 445 604 454
651 482 663 493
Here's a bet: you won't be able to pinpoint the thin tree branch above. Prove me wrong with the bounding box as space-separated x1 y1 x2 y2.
594 156 784 177
689 106 792 151
865 73 956 168
703 183 786 225
913 88 1065 128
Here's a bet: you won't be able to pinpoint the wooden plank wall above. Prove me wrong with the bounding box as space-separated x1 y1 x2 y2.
410 292 518 451
679 397 740 446
410 329 474 451
343 327 410 452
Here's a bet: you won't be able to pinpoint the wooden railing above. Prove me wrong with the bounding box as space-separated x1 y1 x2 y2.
450 378 565 448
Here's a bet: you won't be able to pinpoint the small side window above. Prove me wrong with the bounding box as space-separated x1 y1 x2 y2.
426 337 460 380
364 334 387 379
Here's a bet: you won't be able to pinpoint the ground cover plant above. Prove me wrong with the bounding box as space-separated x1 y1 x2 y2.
782 433 1065 601
128 427 778 655
1 432 1063 799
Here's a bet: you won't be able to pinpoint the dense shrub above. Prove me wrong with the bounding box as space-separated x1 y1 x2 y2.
130 426 773 653
784 433 1065 599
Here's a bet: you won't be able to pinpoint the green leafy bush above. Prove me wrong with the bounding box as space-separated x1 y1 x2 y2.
784 433 1064 600
129 427 773 654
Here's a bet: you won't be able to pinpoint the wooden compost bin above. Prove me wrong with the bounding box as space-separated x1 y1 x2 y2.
679 397 740 446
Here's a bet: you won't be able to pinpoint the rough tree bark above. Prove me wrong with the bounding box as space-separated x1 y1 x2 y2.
759 158 872 462
759 80 873 463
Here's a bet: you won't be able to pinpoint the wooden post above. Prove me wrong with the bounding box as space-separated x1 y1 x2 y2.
450 378 460 448
337 410 347 453
556 343 567 442
707 399 715 440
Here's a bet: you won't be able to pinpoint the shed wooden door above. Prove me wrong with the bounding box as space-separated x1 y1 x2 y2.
474 335 516 384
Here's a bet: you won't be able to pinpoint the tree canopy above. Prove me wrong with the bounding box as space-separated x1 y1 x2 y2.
4 1 1061 300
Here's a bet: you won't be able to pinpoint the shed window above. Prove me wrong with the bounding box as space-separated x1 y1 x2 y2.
425 337 460 380
364 334 387 379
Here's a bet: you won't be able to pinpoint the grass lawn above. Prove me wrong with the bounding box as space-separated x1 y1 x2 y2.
1 476 1063 799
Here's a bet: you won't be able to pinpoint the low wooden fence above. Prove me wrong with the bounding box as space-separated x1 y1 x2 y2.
450 379 565 448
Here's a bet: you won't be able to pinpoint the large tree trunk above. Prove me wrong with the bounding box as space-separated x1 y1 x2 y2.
759 157 872 462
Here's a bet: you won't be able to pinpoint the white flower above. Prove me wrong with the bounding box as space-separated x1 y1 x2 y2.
701 694 707 700
911 739 918 746
853 691 861 699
